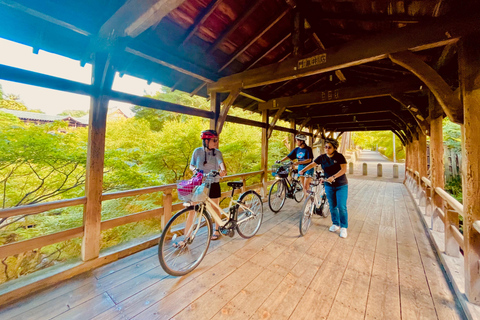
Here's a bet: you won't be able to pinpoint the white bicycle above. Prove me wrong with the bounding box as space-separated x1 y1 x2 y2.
299 170 330 236
158 171 263 276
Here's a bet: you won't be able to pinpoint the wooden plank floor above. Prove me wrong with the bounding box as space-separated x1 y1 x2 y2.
0 179 465 320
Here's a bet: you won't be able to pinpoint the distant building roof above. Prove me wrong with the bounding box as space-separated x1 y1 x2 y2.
0 109 89 126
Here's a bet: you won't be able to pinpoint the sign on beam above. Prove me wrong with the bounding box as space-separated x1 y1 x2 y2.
297 54 327 70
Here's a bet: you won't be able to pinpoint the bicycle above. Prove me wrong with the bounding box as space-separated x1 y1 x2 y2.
158 171 263 276
268 161 304 213
299 170 330 236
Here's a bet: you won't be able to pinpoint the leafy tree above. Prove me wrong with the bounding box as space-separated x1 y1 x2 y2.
58 110 88 118
352 131 405 160
443 117 461 151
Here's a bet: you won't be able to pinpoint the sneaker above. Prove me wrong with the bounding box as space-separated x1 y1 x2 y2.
329 225 340 232
339 228 348 238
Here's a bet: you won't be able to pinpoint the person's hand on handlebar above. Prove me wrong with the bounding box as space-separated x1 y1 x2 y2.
325 176 335 184
275 160 281 164
219 169 227 177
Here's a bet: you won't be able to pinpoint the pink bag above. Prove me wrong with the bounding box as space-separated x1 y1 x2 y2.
178 171 204 196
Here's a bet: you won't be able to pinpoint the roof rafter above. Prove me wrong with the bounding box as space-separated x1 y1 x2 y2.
208 14 480 92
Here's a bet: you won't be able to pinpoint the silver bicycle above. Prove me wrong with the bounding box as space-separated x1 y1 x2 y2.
158 171 263 276
299 170 330 236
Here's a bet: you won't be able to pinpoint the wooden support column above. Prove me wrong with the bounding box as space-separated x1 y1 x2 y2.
429 98 445 208
418 129 427 179
459 34 480 304
261 110 269 198
210 91 220 130
308 125 313 147
267 106 286 139
290 120 296 151
82 53 115 261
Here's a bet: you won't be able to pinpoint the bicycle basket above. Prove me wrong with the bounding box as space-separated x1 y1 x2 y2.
177 176 213 202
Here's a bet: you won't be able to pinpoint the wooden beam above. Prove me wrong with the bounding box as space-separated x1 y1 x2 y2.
390 94 429 135
267 106 287 139
208 14 480 92
259 80 422 110
459 34 480 305
246 33 292 70
210 92 220 130
297 117 311 132
0 0 92 36
99 0 185 38
125 46 217 84
207 0 267 53
218 8 290 74
83 53 115 261
0 64 92 96
181 0 223 46
216 87 241 134
389 51 463 124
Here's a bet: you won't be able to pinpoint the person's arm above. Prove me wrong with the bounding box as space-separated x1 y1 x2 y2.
190 149 199 173
325 163 347 184
296 158 312 165
217 151 227 177
299 161 316 175
219 162 227 177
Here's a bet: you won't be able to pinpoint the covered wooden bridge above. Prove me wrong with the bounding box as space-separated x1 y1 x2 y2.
0 0 479 318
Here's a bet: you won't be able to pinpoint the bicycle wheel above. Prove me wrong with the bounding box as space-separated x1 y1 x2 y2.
158 206 212 276
236 190 263 239
268 180 286 213
299 195 315 236
293 180 304 203
319 193 330 218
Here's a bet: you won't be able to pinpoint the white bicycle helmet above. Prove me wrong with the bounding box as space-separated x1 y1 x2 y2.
295 134 307 141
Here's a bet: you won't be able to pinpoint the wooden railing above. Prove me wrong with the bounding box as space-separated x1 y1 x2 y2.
0 169 272 275
405 167 464 257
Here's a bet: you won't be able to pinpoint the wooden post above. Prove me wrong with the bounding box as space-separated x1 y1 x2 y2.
430 98 445 210
308 125 313 147
290 120 295 151
82 53 115 261
210 91 220 130
418 129 427 179
161 190 172 228
377 163 382 177
459 34 480 304
261 110 269 198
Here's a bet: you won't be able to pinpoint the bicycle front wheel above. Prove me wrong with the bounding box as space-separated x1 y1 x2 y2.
293 180 304 203
158 206 212 276
299 195 314 236
236 191 263 239
268 179 286 213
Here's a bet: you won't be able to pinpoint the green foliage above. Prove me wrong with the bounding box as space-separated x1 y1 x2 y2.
58 110 88 118
352 131 405 160
445 175 463 203
0 94 29 111
443 118 461 151
0 88 295 284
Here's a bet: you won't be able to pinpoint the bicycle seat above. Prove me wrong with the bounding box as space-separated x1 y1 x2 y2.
227 181 244 189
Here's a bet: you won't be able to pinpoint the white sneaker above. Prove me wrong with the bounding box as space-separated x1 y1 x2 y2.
329 225 340 232
339 228 348 238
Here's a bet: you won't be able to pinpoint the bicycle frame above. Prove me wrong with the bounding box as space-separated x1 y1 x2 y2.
195 194 258 228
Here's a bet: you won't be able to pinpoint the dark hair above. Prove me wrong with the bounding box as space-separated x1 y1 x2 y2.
202 139 216 165
324 138 339 150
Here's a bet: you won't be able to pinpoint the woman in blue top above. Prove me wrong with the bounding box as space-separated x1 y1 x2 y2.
299 138 349 239
277 134 314 194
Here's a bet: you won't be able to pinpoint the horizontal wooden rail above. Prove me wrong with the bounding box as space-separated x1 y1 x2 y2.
435 187 464 217
101 208 164 231
0 227 84 260
473 221 480 235
0 197 87 220
102 185 175 201
450 225 464 250
421 177 432 187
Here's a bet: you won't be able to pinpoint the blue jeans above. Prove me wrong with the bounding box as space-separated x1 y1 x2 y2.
324 184 349 228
